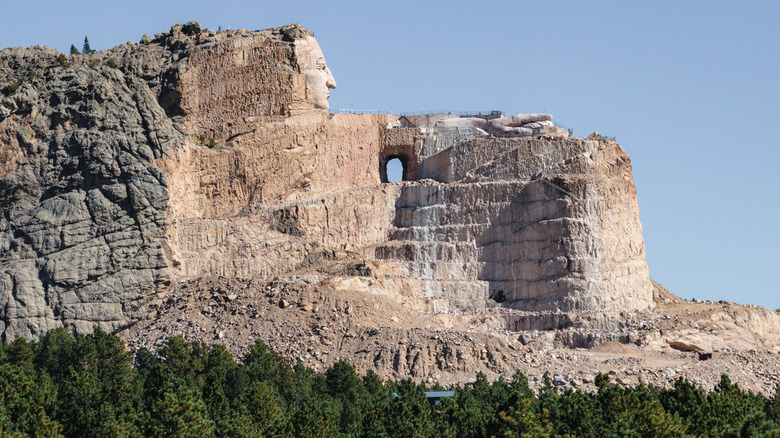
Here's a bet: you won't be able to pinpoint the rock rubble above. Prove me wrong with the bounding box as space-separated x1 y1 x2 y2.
129 275 780 395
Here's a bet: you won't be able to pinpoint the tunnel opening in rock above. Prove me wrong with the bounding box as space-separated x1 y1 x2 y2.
381 154 410 183
386 158 403 182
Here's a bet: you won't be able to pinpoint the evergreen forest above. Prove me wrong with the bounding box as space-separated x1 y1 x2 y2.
1 328 780 437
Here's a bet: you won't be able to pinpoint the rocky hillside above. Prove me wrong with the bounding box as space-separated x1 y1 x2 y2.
2 22 779 393
0 44 177 338
0 22 330 339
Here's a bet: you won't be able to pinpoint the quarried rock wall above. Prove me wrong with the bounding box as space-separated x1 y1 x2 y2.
380 137 652 312
0 22 653 340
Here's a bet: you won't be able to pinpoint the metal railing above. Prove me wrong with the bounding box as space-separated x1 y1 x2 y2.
335 109 505 118
335 109 393 115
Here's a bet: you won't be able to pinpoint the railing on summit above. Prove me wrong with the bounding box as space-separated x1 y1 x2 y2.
335 109 392 114
335 109 505 119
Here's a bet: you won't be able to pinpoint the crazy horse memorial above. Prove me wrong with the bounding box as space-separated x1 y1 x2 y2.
2 22 780 393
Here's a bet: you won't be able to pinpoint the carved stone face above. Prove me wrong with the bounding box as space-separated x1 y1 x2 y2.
294 36 337 110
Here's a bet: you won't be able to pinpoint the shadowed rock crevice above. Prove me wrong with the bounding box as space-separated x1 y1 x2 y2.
271 208 305 237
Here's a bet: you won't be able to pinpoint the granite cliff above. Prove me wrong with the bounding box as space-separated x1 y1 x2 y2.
2 22 780 393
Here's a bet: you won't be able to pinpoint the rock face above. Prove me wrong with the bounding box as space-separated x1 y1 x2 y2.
0 46 176 338
0 23 356 339
0 22 651 339
388 135 651 313
3 22 778 395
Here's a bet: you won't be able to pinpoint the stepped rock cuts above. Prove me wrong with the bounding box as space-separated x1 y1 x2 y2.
0 22 653 340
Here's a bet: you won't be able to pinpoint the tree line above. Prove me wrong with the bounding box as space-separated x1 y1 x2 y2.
1 327 779 437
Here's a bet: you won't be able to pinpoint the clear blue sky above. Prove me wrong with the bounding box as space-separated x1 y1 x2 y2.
3 1 779 309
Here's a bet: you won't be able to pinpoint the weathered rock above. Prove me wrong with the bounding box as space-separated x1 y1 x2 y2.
668 340 707 352
3 23 780 398
181 21 202 36
0 22 652 339
0 24 351 339
0 46 176 338
418 113 568 139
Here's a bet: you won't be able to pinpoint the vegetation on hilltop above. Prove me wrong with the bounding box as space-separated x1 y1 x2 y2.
1 329 779 437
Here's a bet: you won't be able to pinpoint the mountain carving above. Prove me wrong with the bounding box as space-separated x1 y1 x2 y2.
2 22 779 393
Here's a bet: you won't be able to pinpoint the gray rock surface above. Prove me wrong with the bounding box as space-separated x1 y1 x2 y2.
0 45 181 339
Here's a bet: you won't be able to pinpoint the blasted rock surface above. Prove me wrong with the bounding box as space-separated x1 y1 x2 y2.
2 22 652 341
408 137 651 312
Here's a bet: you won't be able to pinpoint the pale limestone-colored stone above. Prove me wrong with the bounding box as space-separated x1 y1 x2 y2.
488 113 552 134
156 104 651 314
653 304 780 354
293 36 337 110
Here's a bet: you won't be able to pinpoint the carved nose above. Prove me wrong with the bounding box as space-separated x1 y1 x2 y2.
326 69 337 89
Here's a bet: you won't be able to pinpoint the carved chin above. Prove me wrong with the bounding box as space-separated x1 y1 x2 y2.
313 98 329 110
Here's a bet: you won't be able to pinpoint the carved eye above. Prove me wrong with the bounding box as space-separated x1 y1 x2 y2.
316 58 326 70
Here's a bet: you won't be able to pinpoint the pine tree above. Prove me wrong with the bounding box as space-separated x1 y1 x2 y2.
53 328 142 437
145 381 215 437
70 44 79 55
83 36 93 55
325 360 369 435
242 339 294 396
0 364 63 437
385 379 435 438
231 381 286 437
